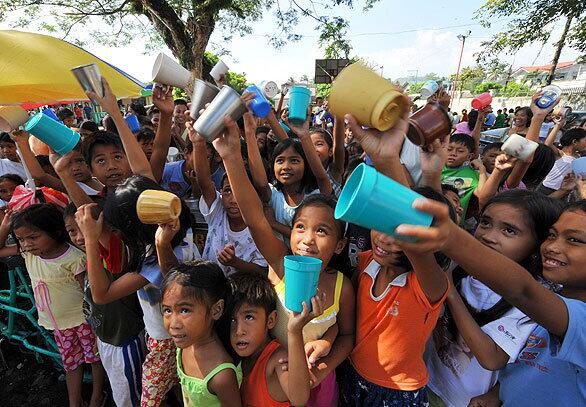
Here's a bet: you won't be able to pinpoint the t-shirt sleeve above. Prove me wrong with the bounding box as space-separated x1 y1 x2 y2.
554 297 586 370
482 307 537 363
139 260 163 287
70 249 87 276
199 190 222 225
161 162 174 184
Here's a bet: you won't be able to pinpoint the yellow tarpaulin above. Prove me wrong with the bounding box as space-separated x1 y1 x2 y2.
0 30 146 105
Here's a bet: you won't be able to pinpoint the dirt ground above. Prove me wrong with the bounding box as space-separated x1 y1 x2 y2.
0 340 115 407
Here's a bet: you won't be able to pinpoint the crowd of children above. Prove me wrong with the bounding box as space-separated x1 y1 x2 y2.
0 76 585 407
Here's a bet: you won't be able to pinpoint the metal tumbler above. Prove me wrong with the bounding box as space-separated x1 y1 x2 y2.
71 63 104 100
193 86 246 141
189 79 220 120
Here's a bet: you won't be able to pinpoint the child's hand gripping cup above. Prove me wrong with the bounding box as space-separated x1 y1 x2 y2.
288 86 312 125
24 113 81 155
328 62 409 131
136 189 182 225
284 255 322 313
0 106 30 132
335 163 433 240
244 84 272 118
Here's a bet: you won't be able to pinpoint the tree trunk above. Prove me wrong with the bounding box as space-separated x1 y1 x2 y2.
546 13 573 85
185 13 215 81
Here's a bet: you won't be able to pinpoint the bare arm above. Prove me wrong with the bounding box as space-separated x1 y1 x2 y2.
419 139 447 192
243 112 271 202
149 86 175 182
49 152 94 208
12 132 65 192
155 219 180 277
544 119 564 146
330 116 346 183
446 286 510 370
290 115 333 195
471 108 489 156
213 117 289 273
187 123 216 207
266 109 289 141
88 79 154 180
208 369 242 407
407 250 448 304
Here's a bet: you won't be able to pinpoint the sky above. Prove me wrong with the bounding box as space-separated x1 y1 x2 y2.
1 0 581 86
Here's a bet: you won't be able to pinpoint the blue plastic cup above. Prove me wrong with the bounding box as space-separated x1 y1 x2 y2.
335 163 432 239
288 86 311 125
245 85 271 118
125 115 141 133
284 255 322 313
24 113 80 155
42 108 61 123
572 157 586 178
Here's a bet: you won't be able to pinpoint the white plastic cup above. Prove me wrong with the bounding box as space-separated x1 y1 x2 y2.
258 80 280 99
502 134 539 162
420 80 439 99
152 53 191 90
210 60 229 83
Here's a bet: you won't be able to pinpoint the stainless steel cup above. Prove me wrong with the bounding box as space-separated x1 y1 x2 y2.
193 85 246 141
189 79 220 120
71 63 104 101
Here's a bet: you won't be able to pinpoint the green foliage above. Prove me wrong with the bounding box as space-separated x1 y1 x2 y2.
316 84 332 99
408 82 425 94
318 17 352 59
451 66 486 92
173 87 188 100
474 82 503 94
475 0 586 62
203 51 247 92
499 81 532 97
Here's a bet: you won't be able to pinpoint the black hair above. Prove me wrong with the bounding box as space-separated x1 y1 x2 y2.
449 133 475 153
137 115 153 129
79 120 99 132
136 128 155 143
0 174 24 185
174 99 188 107
62 202 77 219
270 138 317 193
441 183 460 197
453 178 465 185
559 128 586 147
129 102 147 117
255 126 270 136
467 110 479 131
162 260 232 352
147 106 159 117
564 200 586 214
292 193 345 240
103 175 192 274
228 271 277 318
344 156 364 184
0 132 15 144
482 142 503 155
309 128 333 149
450 190 562 332
184 139 194 155
81 130 124 167
102 115 119 135
57 108 74 121
515 107 533 128
11 203 70 246
522 144 556 190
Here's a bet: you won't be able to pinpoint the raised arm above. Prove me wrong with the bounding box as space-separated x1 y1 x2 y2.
419 139 447 192
475 154 515 208
242 106 271 202
154 218 180 277
187 121 216 207
149 85 175 182
212 117 289 272
330 116 346 183
76 204 148 304
406 250 448 304
446 283 510 370
87 78 154 180
471 107 490 156
49 151 94 208
527 91 560 143
289 111 333 195
11 131 66 192
345 94 411 187
394 200 571 338
266 109 289 141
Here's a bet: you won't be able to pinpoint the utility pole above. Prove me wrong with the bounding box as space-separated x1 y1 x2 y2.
450 30 471 109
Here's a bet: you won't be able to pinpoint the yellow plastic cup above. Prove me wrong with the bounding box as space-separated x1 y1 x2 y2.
328 63 408 131
136 190 182 224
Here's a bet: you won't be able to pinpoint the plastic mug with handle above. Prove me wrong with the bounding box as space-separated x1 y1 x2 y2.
24 113 81 155
501 133 539 162
335 163 432 239
284 255 322 313
136 189 182 225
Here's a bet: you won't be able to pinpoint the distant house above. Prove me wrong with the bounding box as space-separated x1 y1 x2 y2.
511 61 585 92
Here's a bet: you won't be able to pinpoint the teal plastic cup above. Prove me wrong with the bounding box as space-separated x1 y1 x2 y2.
335 163 432 239
24 113 81 155
288 86 311 125
284 255 322 313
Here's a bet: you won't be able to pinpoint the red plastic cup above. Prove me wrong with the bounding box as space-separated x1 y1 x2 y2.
471 92 492 110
